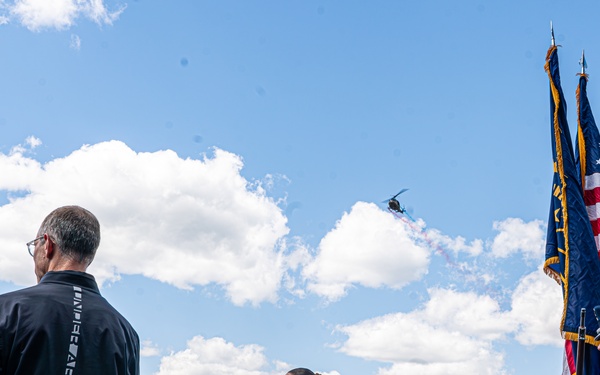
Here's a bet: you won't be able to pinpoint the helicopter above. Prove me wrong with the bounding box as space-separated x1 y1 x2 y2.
383 188 409 213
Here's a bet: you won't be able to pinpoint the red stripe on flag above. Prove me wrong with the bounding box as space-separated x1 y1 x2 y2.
564 340 576 375
584 186 600 206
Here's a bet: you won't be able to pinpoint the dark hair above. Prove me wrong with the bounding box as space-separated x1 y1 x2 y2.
287 369 315 375
38 205 101 264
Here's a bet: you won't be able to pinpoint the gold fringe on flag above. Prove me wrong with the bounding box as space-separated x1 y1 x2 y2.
544 44 572 345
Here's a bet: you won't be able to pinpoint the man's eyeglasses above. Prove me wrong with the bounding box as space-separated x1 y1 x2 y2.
26 236 43 257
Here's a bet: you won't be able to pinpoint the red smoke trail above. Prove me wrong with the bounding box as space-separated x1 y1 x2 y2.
388 208 504 299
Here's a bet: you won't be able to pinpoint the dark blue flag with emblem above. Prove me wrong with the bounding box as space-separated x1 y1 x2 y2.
543 44 600 375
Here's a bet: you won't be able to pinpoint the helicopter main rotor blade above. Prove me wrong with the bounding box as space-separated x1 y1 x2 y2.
391 188 409 199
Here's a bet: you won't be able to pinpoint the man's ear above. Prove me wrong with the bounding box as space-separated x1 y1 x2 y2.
43 233 54 259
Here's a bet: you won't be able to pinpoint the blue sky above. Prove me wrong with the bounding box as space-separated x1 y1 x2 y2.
0 0 598 374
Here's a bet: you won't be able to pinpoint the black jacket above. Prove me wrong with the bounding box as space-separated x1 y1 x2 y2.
0 271 139 375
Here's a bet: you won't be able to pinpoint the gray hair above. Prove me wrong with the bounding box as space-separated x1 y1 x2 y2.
38 205 101 264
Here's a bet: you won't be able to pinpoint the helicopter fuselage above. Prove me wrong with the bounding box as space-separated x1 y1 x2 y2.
388 198 404 213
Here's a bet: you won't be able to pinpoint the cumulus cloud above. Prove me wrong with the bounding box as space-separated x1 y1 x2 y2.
2 0 125 31
155 336 338 375
336 276 562 374
489 218 545 259
336 288 510 374
0 140 289 306
510 270 563 346
302 202 431 301
156 336 274 375
422 288 514 341
301 202 493 301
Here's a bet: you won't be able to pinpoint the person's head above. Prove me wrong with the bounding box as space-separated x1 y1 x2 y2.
286 369 315 375
31 205 101 281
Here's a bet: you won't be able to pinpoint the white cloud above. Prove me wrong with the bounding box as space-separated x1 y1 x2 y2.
336 279 563 374
302 202 431 301
426 228 483 256
156 336 274 375
8 135 41 156
155 335 339 375
510 270 564 347
70 33 81 50
301 202 490 301
280 238 313 299
3 0 125 31
489 218 545 259
336 288 510 374
421 288 514 341
0 140 289 306
141 340 160 357
24 135 41 149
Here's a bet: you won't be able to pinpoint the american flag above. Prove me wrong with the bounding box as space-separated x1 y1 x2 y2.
576 72 600 255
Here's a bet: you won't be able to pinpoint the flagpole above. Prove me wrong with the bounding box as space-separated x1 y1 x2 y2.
577 308 587 375
551 21 555 47
581 50 587 75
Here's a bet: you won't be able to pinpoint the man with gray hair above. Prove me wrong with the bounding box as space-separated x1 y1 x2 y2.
0 205 140 375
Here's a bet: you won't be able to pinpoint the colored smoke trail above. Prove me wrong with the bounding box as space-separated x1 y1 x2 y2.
388 208 505 300
389 208 453 263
